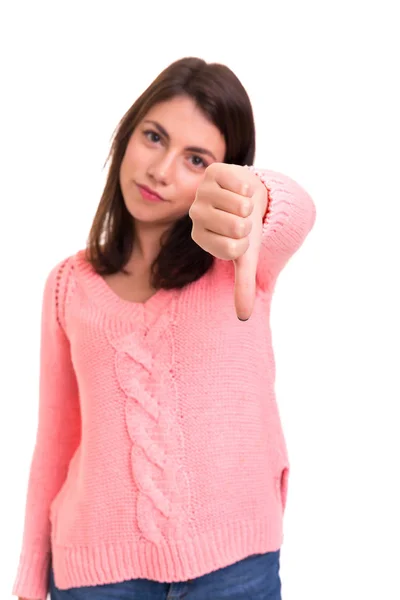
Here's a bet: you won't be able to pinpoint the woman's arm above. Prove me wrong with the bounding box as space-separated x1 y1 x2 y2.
190 162 316 319
12 257 81 600
249 166 317 292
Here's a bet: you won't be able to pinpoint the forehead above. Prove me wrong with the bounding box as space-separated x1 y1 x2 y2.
143 96 225 150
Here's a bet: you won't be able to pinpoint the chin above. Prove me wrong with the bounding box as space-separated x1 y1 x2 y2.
127 204 171 225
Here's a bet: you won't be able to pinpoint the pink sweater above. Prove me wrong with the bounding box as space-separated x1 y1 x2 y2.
13 168 316 600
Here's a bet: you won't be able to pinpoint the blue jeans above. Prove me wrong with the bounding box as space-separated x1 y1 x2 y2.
49 550 281 599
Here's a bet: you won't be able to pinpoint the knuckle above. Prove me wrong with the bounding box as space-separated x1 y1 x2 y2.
233 216 251 239
240 199 253 217
233 219 245 239
189 225 197 242
226 238 240 259
205 162 218 178
188 203 199 221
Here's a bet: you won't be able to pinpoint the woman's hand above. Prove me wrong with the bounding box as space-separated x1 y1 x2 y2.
189 163 268 320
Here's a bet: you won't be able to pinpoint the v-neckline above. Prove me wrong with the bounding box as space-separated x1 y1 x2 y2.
73 249 177 323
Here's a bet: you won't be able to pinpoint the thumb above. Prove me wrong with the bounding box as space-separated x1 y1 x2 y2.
233 250 257 321
233 185 266 321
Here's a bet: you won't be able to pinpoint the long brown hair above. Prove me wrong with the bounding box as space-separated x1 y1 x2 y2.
86 56 256 289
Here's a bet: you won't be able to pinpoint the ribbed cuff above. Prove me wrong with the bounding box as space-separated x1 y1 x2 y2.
245 165 270 221
12 549 50 600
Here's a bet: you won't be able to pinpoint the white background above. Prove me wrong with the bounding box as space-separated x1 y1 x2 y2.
1 1 399 598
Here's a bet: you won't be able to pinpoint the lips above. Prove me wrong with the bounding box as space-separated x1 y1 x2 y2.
136 184 166 202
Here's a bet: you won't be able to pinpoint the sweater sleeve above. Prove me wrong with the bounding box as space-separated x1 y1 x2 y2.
12 257 81 600
248 166 317 292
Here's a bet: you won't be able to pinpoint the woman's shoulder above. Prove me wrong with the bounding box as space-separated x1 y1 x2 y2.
39 250 85 331
43 248 90 309
45 248 86 283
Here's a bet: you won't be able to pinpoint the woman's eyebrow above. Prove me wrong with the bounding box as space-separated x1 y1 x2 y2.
143 120 217 161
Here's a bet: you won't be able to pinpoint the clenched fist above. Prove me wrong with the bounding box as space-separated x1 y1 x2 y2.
189 163 268 321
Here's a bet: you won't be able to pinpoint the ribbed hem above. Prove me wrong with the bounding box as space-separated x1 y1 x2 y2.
12 549 50 600
51 517 283 590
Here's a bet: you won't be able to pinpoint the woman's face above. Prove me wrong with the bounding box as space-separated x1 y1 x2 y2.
119 95 226 226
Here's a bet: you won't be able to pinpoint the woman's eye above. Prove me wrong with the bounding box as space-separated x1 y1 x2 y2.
144 130 161 143
189 155 207 168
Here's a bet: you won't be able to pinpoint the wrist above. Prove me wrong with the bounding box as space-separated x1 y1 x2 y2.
244 165 269 220
254 177 269 221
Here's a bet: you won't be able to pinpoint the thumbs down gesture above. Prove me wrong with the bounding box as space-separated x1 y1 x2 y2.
189 163 268 321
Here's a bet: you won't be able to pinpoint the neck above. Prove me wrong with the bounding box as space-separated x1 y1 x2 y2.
129 221 171 271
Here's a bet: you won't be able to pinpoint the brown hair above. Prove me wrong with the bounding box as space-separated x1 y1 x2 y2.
86 56 256 289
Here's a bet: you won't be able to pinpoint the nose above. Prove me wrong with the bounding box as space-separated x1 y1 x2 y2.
147 152 175 186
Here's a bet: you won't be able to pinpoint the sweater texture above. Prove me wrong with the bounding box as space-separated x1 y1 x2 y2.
12 168 316 600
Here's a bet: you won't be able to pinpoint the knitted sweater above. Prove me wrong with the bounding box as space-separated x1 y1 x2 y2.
12 168 316 600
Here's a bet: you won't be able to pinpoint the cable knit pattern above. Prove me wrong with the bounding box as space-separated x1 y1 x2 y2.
106 310 191 546
12 168 316 600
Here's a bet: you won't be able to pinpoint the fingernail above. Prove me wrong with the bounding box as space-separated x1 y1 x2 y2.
238 317 249 322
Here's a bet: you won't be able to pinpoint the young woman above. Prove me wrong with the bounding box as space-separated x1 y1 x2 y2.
13 56 316 600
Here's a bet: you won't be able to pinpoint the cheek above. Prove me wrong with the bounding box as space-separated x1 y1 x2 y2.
121 137 148 177
123 143 141 170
